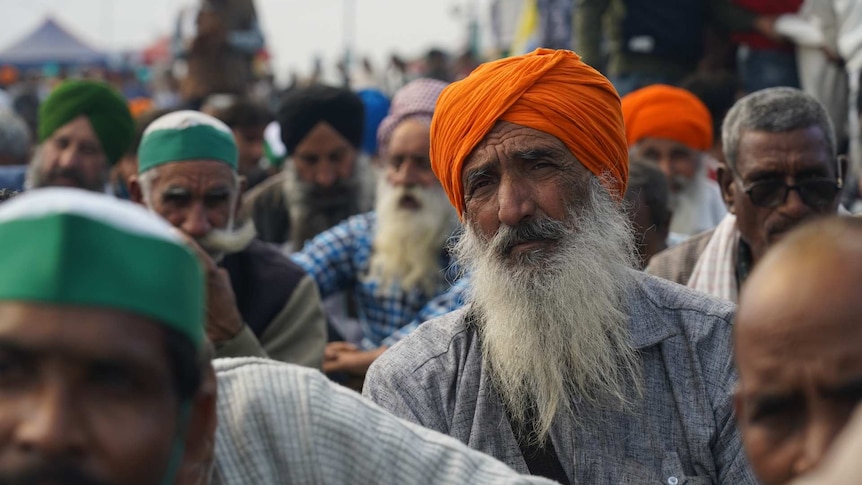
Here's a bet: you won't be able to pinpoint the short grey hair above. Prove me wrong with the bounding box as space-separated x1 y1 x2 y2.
0 109 30 164
722 87 836 171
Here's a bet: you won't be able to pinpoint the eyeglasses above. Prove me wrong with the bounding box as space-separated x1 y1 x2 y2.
728 157 844 210
737 177 841 209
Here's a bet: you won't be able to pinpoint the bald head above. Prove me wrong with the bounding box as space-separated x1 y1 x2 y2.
735 216 862 485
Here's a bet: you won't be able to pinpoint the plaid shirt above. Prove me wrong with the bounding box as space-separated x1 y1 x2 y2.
291 212 466 349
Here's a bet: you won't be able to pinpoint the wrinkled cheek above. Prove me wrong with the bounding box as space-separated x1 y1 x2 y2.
91 411 178 485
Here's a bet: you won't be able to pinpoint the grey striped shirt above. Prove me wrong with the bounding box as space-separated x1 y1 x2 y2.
211 358 559 484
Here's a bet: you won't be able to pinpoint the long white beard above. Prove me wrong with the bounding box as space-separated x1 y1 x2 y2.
367 178 458 295
454 177 643 443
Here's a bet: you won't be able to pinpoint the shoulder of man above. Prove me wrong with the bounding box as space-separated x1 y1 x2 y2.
371 307 472 377
364 308 475 429
644 229 715 285
211 357 330 482
241 172 285 206
627 270 737 386
239 172 290 244
227 239 307 294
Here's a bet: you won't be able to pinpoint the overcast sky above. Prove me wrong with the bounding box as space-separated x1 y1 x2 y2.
2 0 490 79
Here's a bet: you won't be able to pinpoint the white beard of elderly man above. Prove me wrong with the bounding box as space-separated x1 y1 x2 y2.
363 48 757 485
367 127 457 296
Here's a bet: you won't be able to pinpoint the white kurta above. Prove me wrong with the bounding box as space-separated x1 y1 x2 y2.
210 358 558 485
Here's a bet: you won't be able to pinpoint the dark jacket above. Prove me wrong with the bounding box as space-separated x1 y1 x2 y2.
216 239 327 368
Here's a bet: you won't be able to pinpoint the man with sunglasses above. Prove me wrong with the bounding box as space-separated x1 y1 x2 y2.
647 87 845 302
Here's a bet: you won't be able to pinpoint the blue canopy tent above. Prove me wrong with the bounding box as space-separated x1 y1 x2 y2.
0 18 108 69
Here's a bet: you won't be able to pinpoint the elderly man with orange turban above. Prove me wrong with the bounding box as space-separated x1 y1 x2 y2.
623 85 727 240
364 49 756 485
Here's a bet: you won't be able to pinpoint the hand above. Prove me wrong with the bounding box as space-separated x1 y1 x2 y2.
181 234 245 344
323 343 387 376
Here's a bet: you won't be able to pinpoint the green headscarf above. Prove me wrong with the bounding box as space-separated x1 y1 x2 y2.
38 80 135 165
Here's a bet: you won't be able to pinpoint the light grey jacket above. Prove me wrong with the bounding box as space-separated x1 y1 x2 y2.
364 271 756 485
211 358 559 485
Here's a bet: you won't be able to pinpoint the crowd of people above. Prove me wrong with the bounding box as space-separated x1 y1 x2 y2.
0 0 861 483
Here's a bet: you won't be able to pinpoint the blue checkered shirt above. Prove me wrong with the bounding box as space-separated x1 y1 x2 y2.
291 212 467 349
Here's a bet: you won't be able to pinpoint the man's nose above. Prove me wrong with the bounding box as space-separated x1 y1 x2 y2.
15 384 86 459
390 160 422 187
792 414 844 477
497 176 536 228
780 185 812 219
57 146 83 170
181 203 212 239
314 166 338 189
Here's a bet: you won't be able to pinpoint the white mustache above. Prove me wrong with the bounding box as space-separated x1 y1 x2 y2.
196 219 257 256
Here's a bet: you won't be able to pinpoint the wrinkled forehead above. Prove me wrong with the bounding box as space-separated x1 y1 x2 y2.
735 126 836 174
463 122 575 173
0 301 171 366
151 159 237 188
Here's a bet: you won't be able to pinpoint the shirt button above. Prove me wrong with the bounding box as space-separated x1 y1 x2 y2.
667 477 679 485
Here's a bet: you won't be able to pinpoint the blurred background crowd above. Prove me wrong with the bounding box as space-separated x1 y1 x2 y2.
0 0 860 205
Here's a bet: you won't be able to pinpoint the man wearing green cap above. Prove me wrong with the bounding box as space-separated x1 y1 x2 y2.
25 80 135 193
0 187 564 485
0 187 216 484
129 110 327 367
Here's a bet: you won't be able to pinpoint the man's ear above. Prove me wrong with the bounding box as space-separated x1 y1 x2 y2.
177 364 218 485
128 175 145 206
717 163 736 215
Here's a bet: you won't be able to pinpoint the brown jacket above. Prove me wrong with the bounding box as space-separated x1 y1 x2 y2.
645 229 715 285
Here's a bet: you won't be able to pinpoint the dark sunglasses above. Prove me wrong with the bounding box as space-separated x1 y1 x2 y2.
730 156 844 210
738 177 841 209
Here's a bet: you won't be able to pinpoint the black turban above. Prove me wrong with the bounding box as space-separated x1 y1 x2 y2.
277 85 364 155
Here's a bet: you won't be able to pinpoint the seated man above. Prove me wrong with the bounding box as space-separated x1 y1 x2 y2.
291 79 463 378
735 216 862 485
647 87 845 302
130 110 327 367
622 84 727 239
0 188 216 485
204 95 272 189
365 49 755 484
0 188 560 485
25 80 135 192
624 160 672 269
242 85 375 251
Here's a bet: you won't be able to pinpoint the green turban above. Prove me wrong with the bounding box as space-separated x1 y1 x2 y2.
38 80 135 166
0 187 205 349
138 110 239 174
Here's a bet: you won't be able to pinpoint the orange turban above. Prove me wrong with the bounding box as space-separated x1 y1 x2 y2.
621 84 714 152
430 48 628 216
